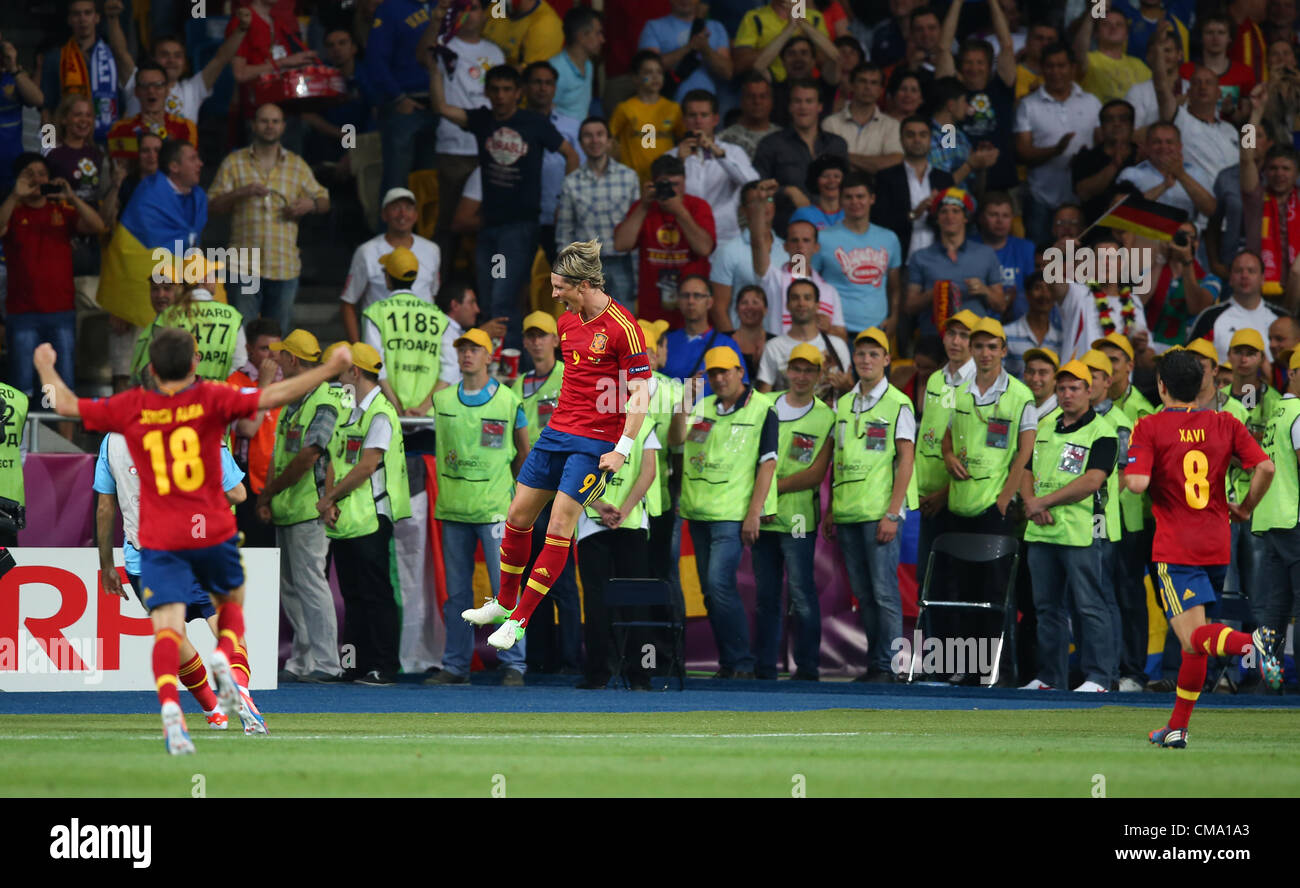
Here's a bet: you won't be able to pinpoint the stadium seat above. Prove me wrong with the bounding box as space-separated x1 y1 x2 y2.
911 533 1020 687
605 578 686 691
406 170 439 241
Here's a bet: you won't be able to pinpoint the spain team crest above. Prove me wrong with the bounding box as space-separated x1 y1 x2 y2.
591 332 608 354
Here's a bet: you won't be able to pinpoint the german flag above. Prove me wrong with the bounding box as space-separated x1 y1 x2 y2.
1095 193 1188 242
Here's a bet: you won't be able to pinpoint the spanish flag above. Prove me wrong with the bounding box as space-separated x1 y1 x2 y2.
99 172 208 328
1095 193 1188 242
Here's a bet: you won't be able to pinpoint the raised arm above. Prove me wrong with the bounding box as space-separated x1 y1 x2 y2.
33 344 81 417
102 0 136 86
201 8 253 91
935 0 963 79
430 61 469 128
1073 14 1094 80
259 348 353 409
988 0 1018 87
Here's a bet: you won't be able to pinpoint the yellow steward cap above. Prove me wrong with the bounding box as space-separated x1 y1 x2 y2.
637 318 670 350
351 342 383 374
853 327 890 353
270 329 322 363
321 340 349 363
1023 347 1059 369
1056 360 1092 383
522 311 558 335
379 247 419 283
944 309 980 332
1184 338 1220 365
1080 348 1113 377
454 327 495 353
969 316 1006 342
1228 328 1266 353
1091 332 1134 362
704 346 742 371
788 343 824 367
1277 348 1300 371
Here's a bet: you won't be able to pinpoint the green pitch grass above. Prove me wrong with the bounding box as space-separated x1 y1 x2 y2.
2 709 1298 797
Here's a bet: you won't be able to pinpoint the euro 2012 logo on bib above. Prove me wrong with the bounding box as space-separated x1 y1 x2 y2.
446 449 459 470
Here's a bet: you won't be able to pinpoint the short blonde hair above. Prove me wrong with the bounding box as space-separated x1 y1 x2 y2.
552 238 605 289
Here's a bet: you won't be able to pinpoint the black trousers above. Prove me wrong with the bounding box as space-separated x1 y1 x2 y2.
576 528 650 684
1115 528 1152 683
331 516 399 677
235 493 277 549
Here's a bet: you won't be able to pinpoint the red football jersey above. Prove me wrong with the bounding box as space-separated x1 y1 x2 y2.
80 382 262 551
1127 408 1268 565
549 299 651 443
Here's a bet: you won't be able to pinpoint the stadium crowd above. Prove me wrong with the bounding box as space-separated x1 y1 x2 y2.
1 0 1299 690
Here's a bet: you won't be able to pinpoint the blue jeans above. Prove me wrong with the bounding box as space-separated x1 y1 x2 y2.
379 102 438 215
236 277 299 339
1028 542 1113 689
476 221 540 353
752 530 821 678
1093 541 1122 687
8 311 75 396
838 521 903 674
602 254 636 313
1228 520 1264 618
440 520 527 677
688 519 753 672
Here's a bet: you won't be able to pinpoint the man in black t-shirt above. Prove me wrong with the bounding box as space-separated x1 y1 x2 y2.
1070 99 1140 224
434 63 579 350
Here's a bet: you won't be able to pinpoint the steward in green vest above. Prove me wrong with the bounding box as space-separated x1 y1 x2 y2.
941 316 1035 525
134 289 244 383
1021 360 1119 692
669 345 778 678
512 311 564 447
915 309 977 588
365 247 451 417
827 329 916 680
0 381 28 543
1093 332 1155 427
1221 328 1281 504
752 343 834 680
318 342 412 683
1251 351 1300 650
429 326 531 685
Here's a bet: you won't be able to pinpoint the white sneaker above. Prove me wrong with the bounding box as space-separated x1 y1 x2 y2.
462 598 513 627
237 688 269 736
162 701 195 755
208 650 242 718
1020 678 1053 690
1074 680 1109 692
1117 677 1145 693
487 618 524 651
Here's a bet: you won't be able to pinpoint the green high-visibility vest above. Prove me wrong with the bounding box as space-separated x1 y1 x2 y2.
0 383 27 505
647 371 680 518
916 363 970 496
832 382 918 523
1096 401 1137 536
947 373 1034 517
1114 383 1155 426
133 301 244 382
326 390 412 539
1252 395 1300 533
269 382 340 525
432 382 522 524
1025 410 1116 547
363 291 450 412
1221 382 1279 504
680 388 778 522
766 393 834 533
585 416 656 530
512 361 564 447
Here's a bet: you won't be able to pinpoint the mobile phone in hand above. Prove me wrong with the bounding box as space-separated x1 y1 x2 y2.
39 184 61 196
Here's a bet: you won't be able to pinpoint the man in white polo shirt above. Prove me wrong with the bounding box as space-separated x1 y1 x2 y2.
1158 63 1240 182
340 187 442 342
1115 122 1216 224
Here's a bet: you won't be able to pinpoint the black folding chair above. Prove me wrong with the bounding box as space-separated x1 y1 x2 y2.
910 533 1020 687
606 579 686 691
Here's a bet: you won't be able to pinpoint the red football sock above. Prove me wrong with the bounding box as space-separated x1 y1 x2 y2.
497 522 533 610
513 534 571 628
153 629 182 708
231 640 251 690
1191 623 1253 658
1168 650 1207 730
215 602 245 661
177 652 218 711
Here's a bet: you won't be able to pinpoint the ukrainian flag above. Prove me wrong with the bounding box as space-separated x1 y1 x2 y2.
99 172 208 328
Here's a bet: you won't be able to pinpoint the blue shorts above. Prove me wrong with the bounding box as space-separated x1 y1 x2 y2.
128 572 215 622
517 426 611 507
138 538 244 616
1153 562 1227 621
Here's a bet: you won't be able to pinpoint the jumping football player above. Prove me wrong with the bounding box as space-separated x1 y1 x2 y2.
1124 349 1282 749
461 239 652 651
35 332 352 755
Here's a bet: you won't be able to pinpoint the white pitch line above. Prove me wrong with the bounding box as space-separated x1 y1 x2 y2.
0 731 877 742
